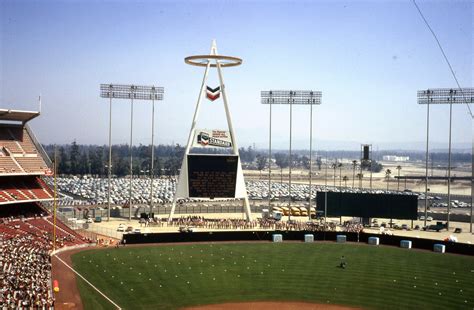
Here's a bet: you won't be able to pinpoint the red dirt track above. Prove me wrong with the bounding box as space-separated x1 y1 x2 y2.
52 248 86 310
183 302 361 310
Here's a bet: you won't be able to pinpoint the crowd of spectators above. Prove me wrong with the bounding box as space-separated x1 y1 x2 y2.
0 233 54 308
342 221 364 233
164 216 341 232
0 204 90 309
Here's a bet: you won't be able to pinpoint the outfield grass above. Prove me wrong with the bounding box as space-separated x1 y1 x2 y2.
72 243 474 310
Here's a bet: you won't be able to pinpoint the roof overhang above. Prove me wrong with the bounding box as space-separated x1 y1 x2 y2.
0 109 40 123
0 198 54 206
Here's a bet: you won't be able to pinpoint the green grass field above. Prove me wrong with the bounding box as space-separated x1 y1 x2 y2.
72 243 474 310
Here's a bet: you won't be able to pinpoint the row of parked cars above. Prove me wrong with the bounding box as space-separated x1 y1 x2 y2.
271 206 316 217
432 200 470 208
116 223 141 234
51 176 432 207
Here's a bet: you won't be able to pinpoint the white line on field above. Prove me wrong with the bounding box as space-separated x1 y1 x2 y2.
54 254 122 310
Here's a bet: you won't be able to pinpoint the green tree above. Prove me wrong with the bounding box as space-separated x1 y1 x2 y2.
256 154 267 179
338 162 343 187
274 153 289 183
301 156 310 170
58 146 69 174
352 160 358 187
69 140 80 174
78 151 89 175
362 160 383 173
396 165 402 191
331 162 338 187
114 156 129 176
385 169 392 190
89 146 104 176
315 157 322 171
356 173 364 188
343 176 349 187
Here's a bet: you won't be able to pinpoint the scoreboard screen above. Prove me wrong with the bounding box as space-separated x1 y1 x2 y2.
316 191 418 220
187 155 238 198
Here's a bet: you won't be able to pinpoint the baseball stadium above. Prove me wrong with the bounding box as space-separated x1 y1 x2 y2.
2 1 474 310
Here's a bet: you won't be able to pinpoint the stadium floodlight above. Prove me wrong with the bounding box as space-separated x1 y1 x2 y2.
100 84 164 221
261 90 322 105
417 88 474 105
261 90 322 220
100 84 164 100
417 88 474 230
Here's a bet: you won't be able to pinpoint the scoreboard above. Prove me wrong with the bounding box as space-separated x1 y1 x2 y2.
187 155 238 198
316 191 418 220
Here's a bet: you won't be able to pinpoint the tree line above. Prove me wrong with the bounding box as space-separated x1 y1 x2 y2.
44 142 465 177
42 143 263 177
43 142 184 177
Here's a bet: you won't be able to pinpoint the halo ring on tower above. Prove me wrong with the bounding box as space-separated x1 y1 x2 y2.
184 55 242 67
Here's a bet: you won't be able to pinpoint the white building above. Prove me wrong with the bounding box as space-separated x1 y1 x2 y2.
382 155 409 162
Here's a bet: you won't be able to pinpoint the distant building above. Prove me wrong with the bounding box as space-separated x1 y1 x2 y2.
383 155 409 162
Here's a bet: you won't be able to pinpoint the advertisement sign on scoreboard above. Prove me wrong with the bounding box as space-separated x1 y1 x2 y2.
192 129 232 148
187 154 238 198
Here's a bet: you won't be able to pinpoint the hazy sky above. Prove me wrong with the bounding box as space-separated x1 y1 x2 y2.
1 0 472 150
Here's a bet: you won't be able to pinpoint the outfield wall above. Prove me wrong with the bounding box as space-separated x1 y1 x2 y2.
122 231 474 256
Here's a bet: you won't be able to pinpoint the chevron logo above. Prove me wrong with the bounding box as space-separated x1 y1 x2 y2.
206 86 221 101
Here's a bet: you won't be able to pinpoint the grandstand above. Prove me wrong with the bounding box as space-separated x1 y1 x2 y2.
0 110 54 205
0 109 88 309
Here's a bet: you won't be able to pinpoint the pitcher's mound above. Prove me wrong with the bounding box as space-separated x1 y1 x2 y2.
183 302 361 310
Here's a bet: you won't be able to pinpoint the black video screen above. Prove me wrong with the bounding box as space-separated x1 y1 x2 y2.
316 191 418 220
188 155 238 198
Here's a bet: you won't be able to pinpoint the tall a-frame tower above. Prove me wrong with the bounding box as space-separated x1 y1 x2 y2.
168 40 252 221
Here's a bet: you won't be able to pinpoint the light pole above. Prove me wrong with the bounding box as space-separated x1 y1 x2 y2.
107 89 112 221
289 92 293 220
325 153 328 187
129 93 134 221
417 88 473 229
471 116 473 233
261 90 322 220
424 91 431 227
100 83 164 222
267 94 273 209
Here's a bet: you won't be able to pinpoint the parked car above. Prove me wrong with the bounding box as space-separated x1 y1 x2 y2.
426 216 433 222
423 222 446 232
179 226 195 233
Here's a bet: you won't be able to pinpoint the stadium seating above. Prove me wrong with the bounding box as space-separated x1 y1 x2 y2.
15 156 47 173
0 111 78 309
0 176 53 203
0 125 48 174
0 126 24 153
0 156 21 173
20 128 37 154
0 209 87 308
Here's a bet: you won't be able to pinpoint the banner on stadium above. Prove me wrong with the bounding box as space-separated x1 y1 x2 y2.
192 129 232 148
